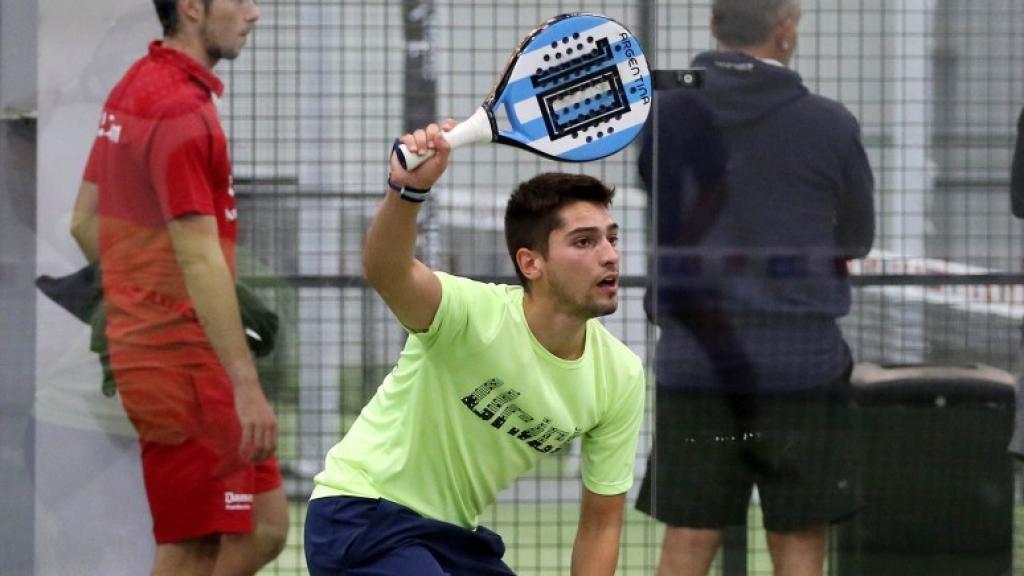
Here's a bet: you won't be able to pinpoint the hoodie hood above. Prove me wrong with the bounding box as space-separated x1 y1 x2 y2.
691 50 808 127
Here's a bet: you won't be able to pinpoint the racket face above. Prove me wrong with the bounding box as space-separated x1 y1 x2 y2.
485 13 652 162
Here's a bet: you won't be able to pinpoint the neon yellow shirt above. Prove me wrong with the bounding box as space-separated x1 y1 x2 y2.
311 272 646 528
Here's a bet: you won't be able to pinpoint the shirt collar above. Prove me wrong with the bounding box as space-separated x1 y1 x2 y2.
148 40 225 98
759 57 786 68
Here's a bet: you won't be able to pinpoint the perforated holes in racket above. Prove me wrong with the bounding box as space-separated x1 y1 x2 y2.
532 35 631 141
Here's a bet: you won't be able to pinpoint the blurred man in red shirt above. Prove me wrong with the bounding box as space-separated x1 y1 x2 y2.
71 1 287 574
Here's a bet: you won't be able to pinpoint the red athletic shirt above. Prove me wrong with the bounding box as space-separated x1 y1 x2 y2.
84 41 237 366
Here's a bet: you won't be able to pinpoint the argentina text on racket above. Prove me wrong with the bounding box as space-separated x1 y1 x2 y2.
619 33 650 105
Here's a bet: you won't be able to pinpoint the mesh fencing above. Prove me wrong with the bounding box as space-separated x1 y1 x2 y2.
211 1 1024 573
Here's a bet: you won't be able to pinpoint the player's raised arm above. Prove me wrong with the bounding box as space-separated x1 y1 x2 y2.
364 120 454 331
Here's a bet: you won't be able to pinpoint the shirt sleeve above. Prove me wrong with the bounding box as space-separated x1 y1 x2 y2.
835 117 876 259
580 363 646 495
82 137 103 185
407 272 473 347
639 92 730 323
147 109 217 222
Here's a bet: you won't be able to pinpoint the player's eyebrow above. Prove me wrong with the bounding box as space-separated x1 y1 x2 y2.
568 223 619 235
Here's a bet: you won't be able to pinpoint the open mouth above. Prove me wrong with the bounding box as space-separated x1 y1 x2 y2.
597 276 618 289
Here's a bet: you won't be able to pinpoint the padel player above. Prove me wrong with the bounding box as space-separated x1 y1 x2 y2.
303 121 646 575
70 1 287 574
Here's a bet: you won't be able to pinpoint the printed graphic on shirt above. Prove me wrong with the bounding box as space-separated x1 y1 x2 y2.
97 110 123 144
461 378 582 454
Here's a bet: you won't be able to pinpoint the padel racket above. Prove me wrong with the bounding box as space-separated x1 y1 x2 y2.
394 13 652 170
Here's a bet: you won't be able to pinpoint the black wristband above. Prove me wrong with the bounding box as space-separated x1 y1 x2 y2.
387 176 431 203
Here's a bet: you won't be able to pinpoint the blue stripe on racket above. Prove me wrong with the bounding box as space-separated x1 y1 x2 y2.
394 13 652 170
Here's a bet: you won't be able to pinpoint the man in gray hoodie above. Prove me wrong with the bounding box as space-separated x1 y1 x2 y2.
635 1 875 575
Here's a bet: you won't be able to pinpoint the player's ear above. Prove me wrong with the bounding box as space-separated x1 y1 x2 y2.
775 14 799 57
180 0 205 26
516 247 544 284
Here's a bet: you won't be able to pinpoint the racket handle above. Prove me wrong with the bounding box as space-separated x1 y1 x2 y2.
394 143 437 171
393 107 494 171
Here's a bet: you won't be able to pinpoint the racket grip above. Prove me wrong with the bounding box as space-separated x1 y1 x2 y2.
394 143 436 171
391 107 494 171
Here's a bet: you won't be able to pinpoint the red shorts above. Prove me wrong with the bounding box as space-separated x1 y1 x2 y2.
141 438 282 544
113 362 283 543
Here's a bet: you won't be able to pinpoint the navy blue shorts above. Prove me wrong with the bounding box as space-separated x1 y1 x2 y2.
304 496 517 576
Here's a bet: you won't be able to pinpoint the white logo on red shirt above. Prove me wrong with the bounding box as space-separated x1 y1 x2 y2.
225 208 238 222
97 111 122 143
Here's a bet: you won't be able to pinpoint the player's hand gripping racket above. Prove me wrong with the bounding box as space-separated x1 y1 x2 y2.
394 13 652 170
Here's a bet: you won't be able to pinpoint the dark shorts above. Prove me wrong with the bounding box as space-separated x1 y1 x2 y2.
304 496 517 576
636 368 861 532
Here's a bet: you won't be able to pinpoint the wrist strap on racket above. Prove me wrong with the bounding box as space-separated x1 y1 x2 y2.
387 175 431 203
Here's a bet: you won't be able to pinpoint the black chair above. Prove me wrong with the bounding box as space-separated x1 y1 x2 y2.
834 363 1016 576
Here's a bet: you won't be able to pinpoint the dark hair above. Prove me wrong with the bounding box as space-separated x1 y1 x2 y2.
712 0 800 47
153 0 213 36
504 173 616 288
